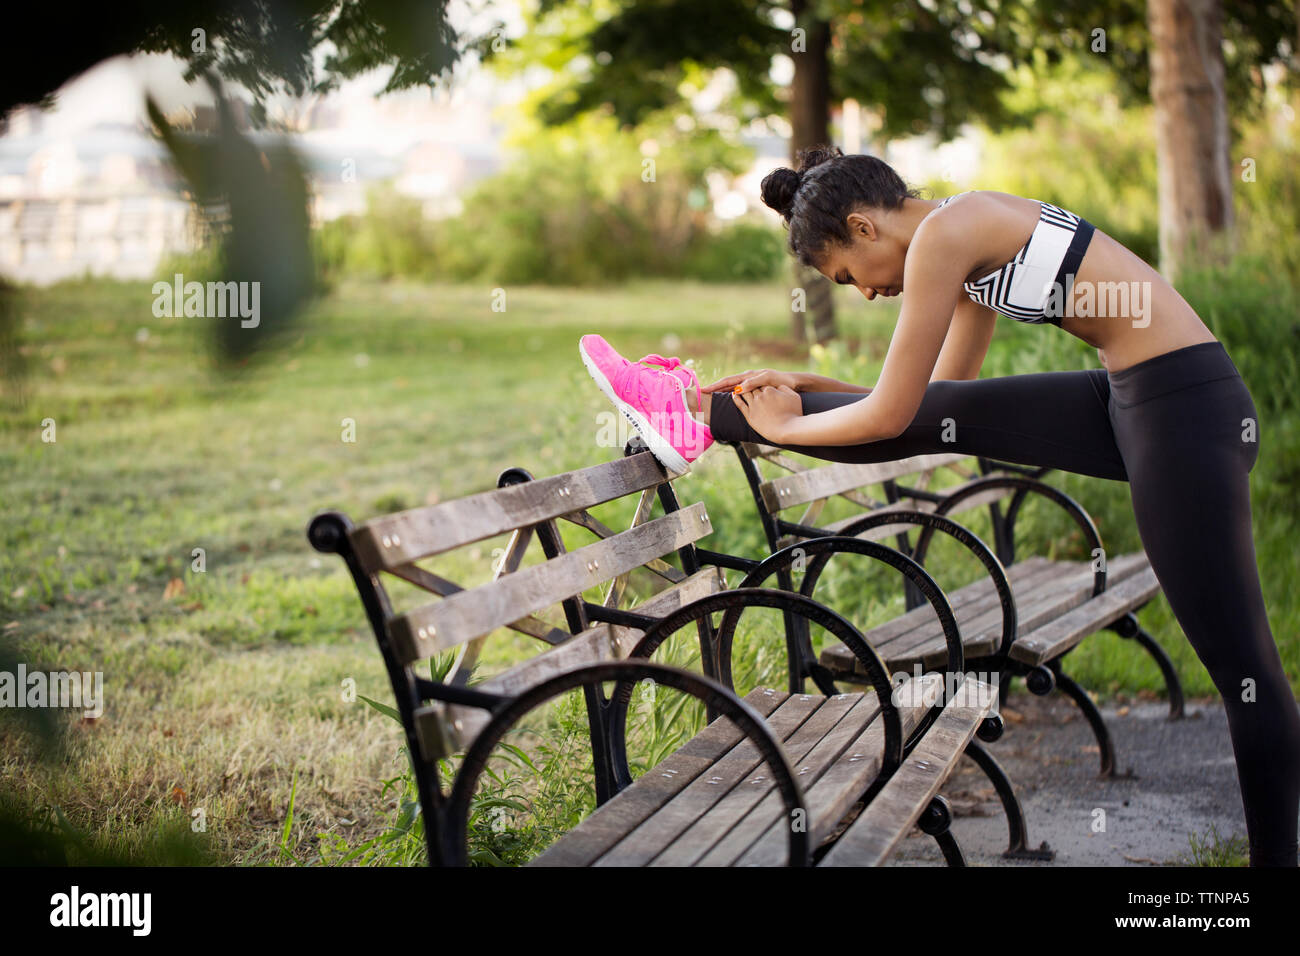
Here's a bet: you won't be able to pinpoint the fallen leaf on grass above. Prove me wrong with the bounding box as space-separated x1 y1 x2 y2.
163 578 185 600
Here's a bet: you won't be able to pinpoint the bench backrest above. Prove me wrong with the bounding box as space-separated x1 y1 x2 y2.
310 446 725 765
729 442 1045 554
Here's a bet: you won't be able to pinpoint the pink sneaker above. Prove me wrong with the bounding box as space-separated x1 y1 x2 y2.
578 334 714 472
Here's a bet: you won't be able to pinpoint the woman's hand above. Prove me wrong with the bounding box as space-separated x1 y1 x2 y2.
701 368 805 395
732 385 803 444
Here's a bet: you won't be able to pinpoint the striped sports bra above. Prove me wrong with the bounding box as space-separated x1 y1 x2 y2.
935 191 1096 326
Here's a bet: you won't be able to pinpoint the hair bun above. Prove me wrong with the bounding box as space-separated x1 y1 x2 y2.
795 145 844 173
760 167 802 220
761 145 846 220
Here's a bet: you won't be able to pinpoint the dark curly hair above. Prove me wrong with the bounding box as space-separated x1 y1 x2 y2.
760 145 921 267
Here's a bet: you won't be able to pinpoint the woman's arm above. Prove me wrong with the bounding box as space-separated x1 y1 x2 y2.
701 369 870 394
797 373 872 394
743 215 974 446
930 298 996 382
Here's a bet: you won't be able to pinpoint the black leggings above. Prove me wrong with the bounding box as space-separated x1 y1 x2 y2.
709 340 1300 866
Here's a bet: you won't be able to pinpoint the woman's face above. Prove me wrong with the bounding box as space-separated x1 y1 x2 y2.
812 211 905 301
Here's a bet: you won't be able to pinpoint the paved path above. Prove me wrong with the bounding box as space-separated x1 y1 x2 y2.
887 690 1263 866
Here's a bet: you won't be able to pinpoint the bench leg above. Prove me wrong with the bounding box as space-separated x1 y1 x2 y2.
919 796 965 866
964 740 1055 861
1051 666 1134 780
1108 611 1186 720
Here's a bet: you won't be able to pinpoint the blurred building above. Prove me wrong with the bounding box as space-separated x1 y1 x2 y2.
0 55 509 286
0 54 982 286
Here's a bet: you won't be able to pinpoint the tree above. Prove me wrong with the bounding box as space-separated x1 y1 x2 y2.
505 0 1047 344
2 2 475 121
1148 0 1233 279
0 1 493 390
1015 0 1295 278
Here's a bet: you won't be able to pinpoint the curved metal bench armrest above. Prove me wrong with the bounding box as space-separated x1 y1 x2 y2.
444 660 811 867
927 476 1106 597
631 587 905 775
728 538 966 698
827 510 1017 660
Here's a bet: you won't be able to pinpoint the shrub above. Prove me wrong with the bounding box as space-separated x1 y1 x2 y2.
684 221 786 282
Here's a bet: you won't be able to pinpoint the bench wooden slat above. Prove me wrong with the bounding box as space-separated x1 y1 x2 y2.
644 691 866 866
560 505 686 585
528 687 788 867
888 554 1150 674
591 692 827 866
416 566 729 757
819 553 1150 677
893 551 1149 669
805 484 1015 545
731 673 943 866
1010 565 1161 666
879 553 1147 664
759 453 969 513
818 678 995 867
350 451 680 571
871 557 1069 656
688 692 883 866
816 556 1056 675
389 502 712 664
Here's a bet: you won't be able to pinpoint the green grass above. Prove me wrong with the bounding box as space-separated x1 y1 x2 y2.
1 274 1295 864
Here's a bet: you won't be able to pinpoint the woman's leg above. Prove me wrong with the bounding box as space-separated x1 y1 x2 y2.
1108 346 1300 866
708 367 1130 481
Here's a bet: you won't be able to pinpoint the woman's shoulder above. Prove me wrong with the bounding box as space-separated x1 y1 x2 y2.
913 189 1054 275
935 188 1041 210
927 189 1048 229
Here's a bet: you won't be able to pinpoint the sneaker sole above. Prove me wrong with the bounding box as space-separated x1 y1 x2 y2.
578 340 692 474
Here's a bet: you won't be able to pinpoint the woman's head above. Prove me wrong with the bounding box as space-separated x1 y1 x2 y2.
761 146 922 298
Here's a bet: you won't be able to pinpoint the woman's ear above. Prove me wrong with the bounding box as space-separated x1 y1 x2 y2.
845 211 877 242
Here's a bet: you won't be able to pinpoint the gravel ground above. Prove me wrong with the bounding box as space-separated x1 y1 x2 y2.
884 689 1289 867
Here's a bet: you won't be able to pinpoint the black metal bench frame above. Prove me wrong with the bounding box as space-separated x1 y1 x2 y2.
307 440 1000 867
721 441 1186 858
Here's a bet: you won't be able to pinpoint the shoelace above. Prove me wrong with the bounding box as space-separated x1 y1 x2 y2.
634 354 702 413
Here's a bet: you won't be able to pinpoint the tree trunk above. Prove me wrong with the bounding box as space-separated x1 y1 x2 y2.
1148 0 1234 280
789 0 836 345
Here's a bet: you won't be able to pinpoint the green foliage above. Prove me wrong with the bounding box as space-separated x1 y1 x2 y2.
6 3 479 121
684 221 786 282
317 112 757 286
1233 102 1300 288
1178 253 1300 420
942 102 1160 263
315 184 439 281
1182 823 1249 867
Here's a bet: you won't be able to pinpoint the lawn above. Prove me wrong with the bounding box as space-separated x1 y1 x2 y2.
2 276 1295 864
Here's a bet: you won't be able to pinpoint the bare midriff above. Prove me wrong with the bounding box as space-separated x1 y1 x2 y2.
1055 228 1218 373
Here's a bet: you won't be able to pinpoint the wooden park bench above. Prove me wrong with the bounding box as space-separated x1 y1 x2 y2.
723 442 1178 790
307 442 1000 867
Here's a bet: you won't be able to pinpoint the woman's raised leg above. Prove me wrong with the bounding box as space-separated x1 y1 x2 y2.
708 367 1130 482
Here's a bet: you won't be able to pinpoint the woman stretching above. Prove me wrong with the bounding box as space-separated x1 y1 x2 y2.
577 146 1299 866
